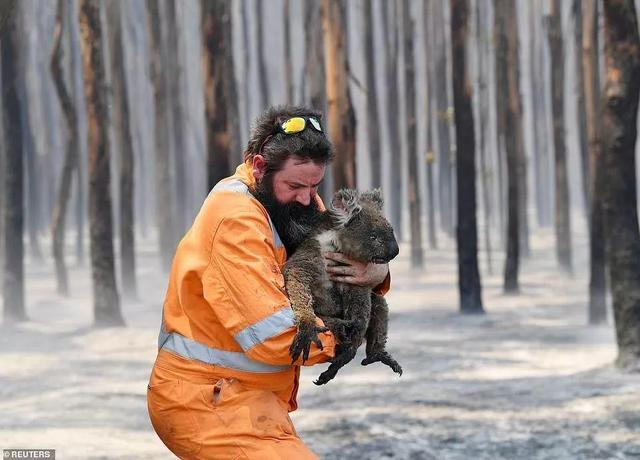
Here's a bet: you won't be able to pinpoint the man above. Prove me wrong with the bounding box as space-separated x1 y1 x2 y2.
147 106 390 459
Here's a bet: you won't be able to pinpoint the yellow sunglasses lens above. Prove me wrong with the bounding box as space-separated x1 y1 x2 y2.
281 117 306 134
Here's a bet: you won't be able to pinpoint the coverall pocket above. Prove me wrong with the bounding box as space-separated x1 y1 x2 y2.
147 379 202 458
212 378 296 438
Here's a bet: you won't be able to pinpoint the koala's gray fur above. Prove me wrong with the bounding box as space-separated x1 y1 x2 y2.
283 188 402 385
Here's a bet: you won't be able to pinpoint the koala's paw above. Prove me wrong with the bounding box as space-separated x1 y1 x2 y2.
361 351 403 376
313 370 334 386
289 322 329 364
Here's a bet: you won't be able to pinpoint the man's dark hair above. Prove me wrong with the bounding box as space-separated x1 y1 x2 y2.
243 105 335 173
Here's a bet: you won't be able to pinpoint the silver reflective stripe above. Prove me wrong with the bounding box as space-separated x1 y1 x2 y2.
158 325 290 373
268 214 284 249
234 307 296 351
210 179 284 249
211 179 250 195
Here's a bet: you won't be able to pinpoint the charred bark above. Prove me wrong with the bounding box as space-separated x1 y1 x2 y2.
475 0 491 272
380 0 402 239
403 0 423 269
496 0 521 293
108 0 137 300
283 0 293 103
363 0 381 189
202 0 233 190
451 0 483 313
303 0 330 198
574 0 591 210
548 0 573 272
601 0 640 368
256 0 270 109
165 1 188 236
147 0 175 272
79 0 123 327
51 0 79 296
424 0 437 250
322 0 356 191
1 0 26 322
434 0 454 237
583 0 607 325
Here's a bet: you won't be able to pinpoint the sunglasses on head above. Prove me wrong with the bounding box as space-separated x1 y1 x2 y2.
258 116 324 155
279 116 323 134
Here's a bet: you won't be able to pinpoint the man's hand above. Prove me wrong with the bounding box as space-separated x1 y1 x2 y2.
324 252 389 288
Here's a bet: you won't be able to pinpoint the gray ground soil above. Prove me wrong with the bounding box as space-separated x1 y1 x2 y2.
1 231 638 459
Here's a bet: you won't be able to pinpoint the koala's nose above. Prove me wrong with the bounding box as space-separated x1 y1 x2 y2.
388 238 400 260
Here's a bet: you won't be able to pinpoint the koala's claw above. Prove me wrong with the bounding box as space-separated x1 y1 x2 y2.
361 351 403 376
313 374 331 386
290 323 329 364
314 365 339 385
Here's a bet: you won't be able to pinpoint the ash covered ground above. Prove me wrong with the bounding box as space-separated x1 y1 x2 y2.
1 229 638 459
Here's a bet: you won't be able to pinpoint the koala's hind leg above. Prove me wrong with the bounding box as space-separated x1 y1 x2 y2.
361 294 403 376
315 287 371 385
314 342 358 385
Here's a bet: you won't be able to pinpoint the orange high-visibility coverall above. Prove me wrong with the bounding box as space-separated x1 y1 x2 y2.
147 162 390 459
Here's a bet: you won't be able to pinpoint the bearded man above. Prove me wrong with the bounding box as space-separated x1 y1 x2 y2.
147 106 390 459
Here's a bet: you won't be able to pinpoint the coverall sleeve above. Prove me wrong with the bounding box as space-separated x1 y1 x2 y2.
204 210 336 366
373 271 391 296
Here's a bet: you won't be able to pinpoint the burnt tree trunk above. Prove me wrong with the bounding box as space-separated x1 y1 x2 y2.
548 0 573 272
601 0 640 368
256 0 270 110
434 0 454 237
514 2 529 260
380 0 402 238
1 0 26 322
574 0 591 211
303 0 326 112
451 0 483 313
363 0 381 189
67 0 85 267
424 0 437 250
283 0 293 103
165 2 187 236
147 0 175 272
240 0 250 133
530 1 551 228
322 0 356 191
475 0 491 272
51 0 79 296
496 0 521 293
303 0 330 198
403 0 423 269
108 1 137 300
79 0 123 327
202 0 232 189
583 0 607 325
19 80 43 263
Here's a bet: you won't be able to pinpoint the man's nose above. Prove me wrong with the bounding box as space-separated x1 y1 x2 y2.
296 189 312 206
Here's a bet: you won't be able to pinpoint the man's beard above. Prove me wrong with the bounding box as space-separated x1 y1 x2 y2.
253 173 322 255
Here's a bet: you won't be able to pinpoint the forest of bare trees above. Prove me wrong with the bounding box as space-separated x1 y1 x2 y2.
2 1 640 457
1 0 640 368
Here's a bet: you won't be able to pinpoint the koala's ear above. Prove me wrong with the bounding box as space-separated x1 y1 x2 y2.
331 188 361 224
360 188 384 210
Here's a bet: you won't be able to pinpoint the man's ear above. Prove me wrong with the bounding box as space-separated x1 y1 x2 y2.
331 188 361 225
252 155 267 182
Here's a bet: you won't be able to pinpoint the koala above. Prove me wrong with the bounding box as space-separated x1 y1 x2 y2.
283 188 403 385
